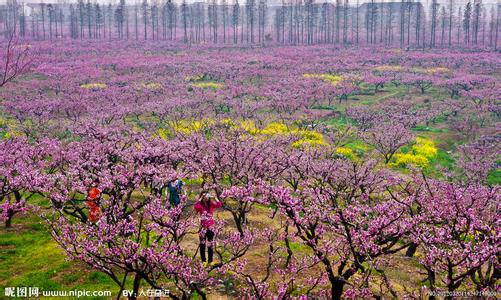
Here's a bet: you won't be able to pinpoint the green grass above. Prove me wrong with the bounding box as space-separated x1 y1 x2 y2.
422 149 456 178
278 241 311 254
425 86 448 101
432 149 455 170
427 114 448 125
322 116 355 128
343 139 370 156
19 72 48 81
0 213 122 299
310 104 339 111
348 84 408 104
412 125 446 133
486 168 501 186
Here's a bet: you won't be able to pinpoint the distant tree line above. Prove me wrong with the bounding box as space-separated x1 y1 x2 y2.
0 0 499 49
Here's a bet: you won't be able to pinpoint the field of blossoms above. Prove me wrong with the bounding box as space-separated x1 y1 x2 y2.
0 40 500 299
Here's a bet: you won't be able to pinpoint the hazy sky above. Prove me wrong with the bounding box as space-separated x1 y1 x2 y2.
3 0 499 5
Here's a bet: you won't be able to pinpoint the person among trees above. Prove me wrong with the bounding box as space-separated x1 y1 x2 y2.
86 182 102 223
151 178 164 200
194 192 222 267
167 178 184 207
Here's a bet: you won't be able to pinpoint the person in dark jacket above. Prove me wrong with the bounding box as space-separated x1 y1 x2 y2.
167 178 184 207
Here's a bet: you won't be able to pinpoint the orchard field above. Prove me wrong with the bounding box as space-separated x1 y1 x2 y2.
0 39 500 299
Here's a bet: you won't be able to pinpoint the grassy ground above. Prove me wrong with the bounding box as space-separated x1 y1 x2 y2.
1 200 433 299
0 211 122 300
1 202 426 299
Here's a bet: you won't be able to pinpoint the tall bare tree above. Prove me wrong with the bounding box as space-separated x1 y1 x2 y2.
142 0 149 40
0 33 33 88
233 0 240 43
430 0 438 47
448 0 453 47
464 1 472 45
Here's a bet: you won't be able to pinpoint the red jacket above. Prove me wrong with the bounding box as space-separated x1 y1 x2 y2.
194 200 222 228
86 187 102 222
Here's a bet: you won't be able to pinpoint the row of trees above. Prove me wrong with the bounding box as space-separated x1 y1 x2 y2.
1 0 499 49
1 124 499 298
0 33 499 297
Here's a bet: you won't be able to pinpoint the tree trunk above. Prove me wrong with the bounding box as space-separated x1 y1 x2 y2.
128 274 142 300
331 277 345 300
405 242 418 257
5 209 14 228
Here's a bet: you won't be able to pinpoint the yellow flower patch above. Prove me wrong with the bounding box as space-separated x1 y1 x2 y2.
390 137 437 168
238 120 326 147
185 75 205 82
373 65 403 72
80 83 107 89
142 82 162 89
424 67 449 74
158 128 171 140
391 153 430 168
220 118 236 128
291 130 328 148
412 137 437 159
303 73 344 86
261 122 289 135
157 118 327 148
335 147 354 158
171 120 205 134
191 82 223 90
239 119 260 135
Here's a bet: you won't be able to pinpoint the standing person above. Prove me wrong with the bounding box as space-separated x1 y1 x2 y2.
86 183 102 223
167 178 184 207
151 178 164 200
194 192 222 266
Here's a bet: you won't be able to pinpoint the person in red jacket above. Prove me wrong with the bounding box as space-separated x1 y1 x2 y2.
86 184 102 223
194 192 222 266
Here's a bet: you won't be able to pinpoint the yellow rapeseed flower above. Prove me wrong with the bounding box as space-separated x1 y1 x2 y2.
389 137 437 168
391 153 430 168
261 122 289 135
424 67 449 74
303 73 344 86
335 147 354 158
373 65 403 72
80 83 107 89
158 128 171 140
191 82 223 90
292 129 328 148
412 137 437 159
142 82 162 89
239 119 260 135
